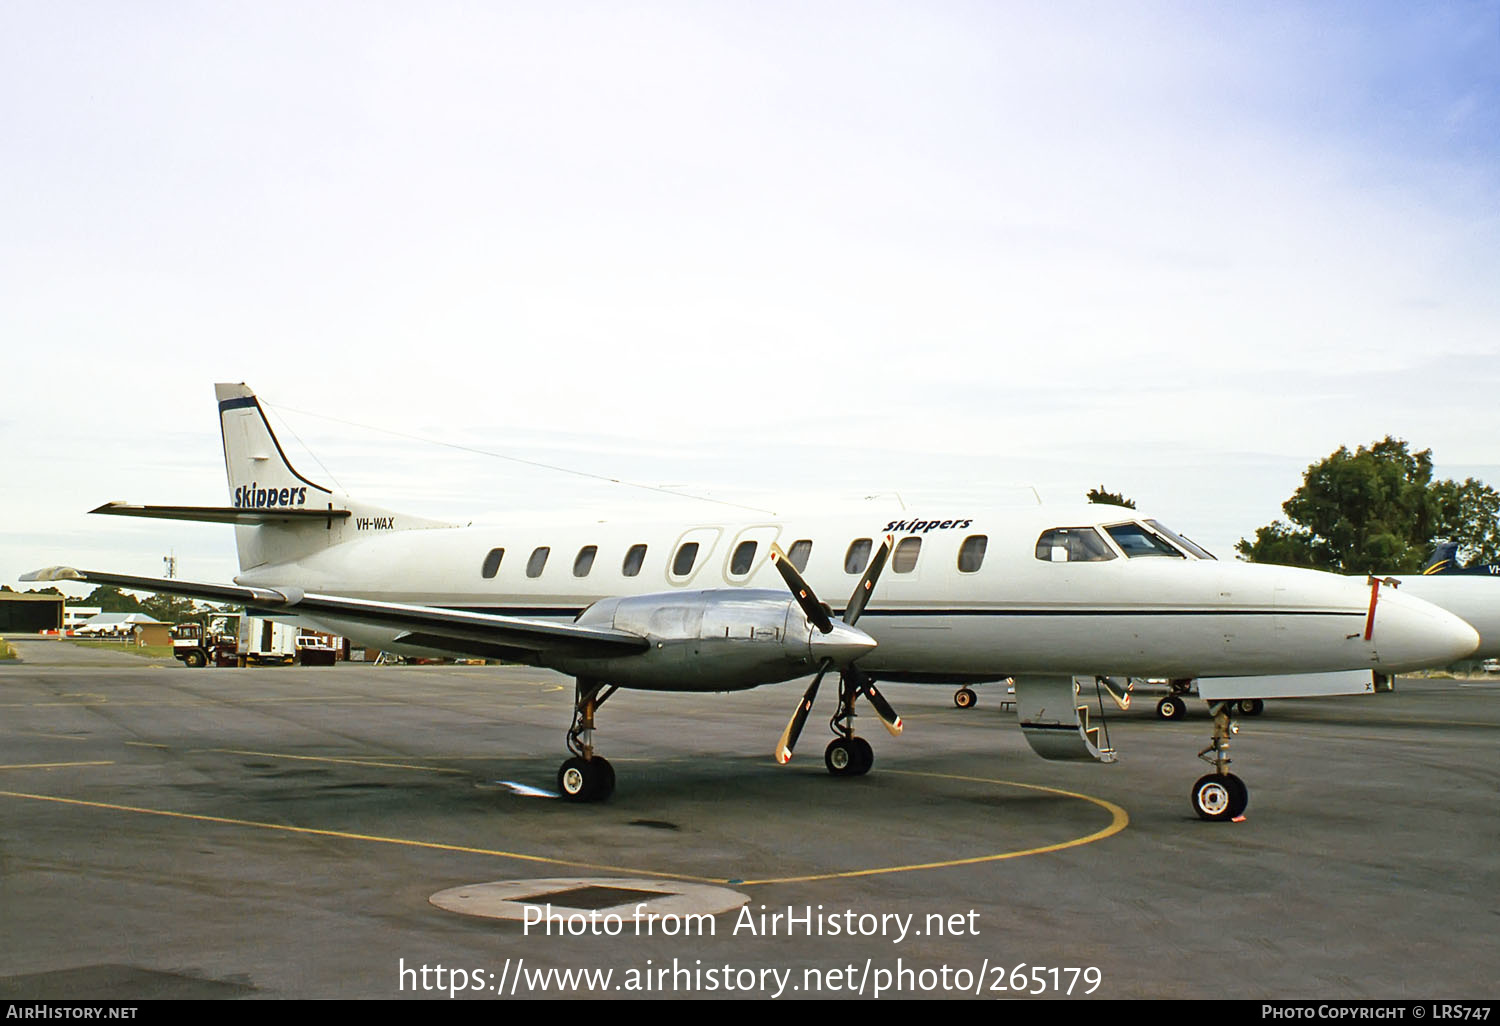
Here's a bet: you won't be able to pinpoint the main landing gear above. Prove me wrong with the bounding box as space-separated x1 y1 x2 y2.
558 678 618 802
824 674 877 777
1191 700 1249 821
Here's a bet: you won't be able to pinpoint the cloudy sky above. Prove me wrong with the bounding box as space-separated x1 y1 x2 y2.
2 2 1497 593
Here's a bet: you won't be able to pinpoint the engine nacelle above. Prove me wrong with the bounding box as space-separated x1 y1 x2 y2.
549 589 829 691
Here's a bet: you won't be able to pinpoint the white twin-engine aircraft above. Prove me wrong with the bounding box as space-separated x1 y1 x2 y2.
25 384 1480 821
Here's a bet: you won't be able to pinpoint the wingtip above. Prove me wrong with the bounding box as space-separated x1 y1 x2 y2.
19 566 83 583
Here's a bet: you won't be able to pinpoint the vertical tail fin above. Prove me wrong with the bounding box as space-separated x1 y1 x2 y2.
215 383 454 572
217 383 337 515
1422 542 1461 575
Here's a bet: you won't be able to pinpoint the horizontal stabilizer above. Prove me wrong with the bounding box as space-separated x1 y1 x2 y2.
90 502 351 525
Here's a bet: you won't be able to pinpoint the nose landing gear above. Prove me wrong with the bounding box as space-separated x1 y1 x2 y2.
1191 701 1248 821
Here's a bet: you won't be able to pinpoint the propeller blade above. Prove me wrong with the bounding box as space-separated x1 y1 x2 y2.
849 666 904 737
775 665 829 763
770 542 833 634
843 534 893 627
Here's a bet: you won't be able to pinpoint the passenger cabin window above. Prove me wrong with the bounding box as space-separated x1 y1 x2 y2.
672 542 700 576
622 544 647 577
573 545 597 577
526 546 550 578
1035 528 1116 563
788 540 812 572
845 538 873 574
957 535 987 573
1105 522 1185 559
481 547 504 579
892 537 921 573
730 540 756 576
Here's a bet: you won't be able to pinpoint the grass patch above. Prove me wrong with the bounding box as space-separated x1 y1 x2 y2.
64 639 175 659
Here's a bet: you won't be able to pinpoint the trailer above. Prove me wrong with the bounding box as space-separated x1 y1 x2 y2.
240 615 297 665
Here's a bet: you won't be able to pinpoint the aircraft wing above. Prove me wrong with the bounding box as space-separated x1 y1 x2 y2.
20 566 649 662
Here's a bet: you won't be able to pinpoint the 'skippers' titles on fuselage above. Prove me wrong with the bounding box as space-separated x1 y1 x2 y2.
883 518 974 533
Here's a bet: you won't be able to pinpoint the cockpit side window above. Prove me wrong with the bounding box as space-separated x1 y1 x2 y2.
1035 527 1117 562
1105 522 1186 558
1145 519 1216 560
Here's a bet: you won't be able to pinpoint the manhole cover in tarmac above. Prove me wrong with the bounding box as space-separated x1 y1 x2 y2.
430 877 750 925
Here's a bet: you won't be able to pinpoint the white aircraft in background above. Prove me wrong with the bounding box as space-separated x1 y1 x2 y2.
25 384 1479 821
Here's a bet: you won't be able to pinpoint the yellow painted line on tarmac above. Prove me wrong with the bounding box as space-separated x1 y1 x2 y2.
0 762 114 771
0 768 1127 888
0 790 725 885
207 748 469 775
734 771 1129 886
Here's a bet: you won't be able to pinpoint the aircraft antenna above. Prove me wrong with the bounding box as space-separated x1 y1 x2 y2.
263 397 778 516
261 400 349 495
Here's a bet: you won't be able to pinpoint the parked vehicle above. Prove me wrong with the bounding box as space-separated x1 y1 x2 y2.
172 613 241 667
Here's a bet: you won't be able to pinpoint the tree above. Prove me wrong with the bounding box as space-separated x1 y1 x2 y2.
141 592 199 624
1086 486 1135 509
1236 437 1500 572
80 584 143 613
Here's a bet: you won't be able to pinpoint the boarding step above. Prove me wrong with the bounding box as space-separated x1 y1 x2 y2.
1014 675 1118 763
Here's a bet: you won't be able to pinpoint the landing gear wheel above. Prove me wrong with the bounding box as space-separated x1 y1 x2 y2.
1191 773 1247 821
825 738 860 777
1234 698 1264 716
1157 695 1186 720
557 756 614 802
849 736 874 775
954 687 977 709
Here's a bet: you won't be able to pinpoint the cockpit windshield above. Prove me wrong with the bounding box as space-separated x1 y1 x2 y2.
1144 519 1216 560
1105 522 1186 558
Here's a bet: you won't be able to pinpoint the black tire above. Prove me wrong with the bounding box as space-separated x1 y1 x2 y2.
1191 774 1239 821
954 687 977 709
1235 698 1264 717
592 757 616 801
1223 773 1248 818
183 650 207 668
849 737 874 775
1157 696 1186 720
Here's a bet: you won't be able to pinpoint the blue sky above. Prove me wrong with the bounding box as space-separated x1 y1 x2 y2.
2 2 1497 592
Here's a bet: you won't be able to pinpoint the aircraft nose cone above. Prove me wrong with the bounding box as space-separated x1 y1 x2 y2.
808 621 878 665
1377 591 1480 670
